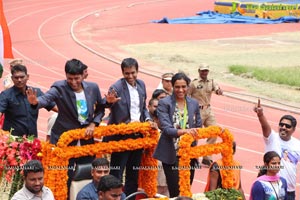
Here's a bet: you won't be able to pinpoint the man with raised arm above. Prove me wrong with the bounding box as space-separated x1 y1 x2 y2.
26 58 119 199
254 99 300 200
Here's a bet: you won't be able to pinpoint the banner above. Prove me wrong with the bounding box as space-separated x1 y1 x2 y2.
214 0 300 19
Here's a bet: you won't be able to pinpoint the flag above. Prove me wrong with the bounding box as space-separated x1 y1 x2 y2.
0 0 14 78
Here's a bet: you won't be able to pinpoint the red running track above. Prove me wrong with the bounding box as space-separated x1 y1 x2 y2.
3 0 300 199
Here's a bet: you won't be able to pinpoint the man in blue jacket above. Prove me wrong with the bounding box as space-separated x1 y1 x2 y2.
26 58 118 199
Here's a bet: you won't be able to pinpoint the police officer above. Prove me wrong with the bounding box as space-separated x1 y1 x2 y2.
3 58 23 90
157 72 174 95
188 63 223 167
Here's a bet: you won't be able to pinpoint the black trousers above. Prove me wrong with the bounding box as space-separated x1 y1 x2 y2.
162 158 198 198
110 149 143 200
286 191 295 200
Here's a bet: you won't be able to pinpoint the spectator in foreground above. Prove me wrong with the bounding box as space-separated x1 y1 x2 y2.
250 151 287 200
98 175 123 200
204 141 245 200
11 160 55 200
76 158 110 200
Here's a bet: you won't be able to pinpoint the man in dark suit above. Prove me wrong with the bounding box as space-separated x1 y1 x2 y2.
103 58 153 200
26 58 118 198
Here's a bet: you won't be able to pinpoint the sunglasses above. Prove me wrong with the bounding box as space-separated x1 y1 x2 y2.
279 123 292 129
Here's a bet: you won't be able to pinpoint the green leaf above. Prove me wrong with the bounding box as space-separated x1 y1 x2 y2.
204 188 243 200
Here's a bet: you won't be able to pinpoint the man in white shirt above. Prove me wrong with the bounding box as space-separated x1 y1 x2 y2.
12 160 55 200
102 58 156 200
254 99 300 200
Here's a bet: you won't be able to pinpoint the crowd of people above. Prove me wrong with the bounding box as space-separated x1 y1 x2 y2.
1 57 300 200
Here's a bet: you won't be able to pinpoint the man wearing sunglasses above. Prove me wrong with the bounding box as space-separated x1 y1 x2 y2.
254 99 300 200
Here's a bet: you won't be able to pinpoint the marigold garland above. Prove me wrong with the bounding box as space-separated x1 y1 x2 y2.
138 148 158 196
42 122 159 200
56 122 156 148
41 124 234 199
177 126 234 197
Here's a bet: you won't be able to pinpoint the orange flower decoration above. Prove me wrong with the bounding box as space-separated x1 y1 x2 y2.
41 124 234 199
42 122 159 200
178 126 234 197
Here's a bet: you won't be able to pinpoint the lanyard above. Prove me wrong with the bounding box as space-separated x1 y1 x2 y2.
270 181 279 200
178 100 188 129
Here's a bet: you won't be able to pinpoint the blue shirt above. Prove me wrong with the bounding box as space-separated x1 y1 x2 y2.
76 182 98 200
251 177 287 200
0 86 55 137
76 181 126 200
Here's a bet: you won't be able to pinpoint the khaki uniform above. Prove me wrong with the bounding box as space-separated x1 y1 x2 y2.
188 78 221 161
3 73 13 90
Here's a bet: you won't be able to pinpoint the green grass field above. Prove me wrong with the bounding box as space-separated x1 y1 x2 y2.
121 32 300 105
228 65 300 87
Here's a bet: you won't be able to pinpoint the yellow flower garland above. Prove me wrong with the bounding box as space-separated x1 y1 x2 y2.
42 122 159 200
178 126 234 197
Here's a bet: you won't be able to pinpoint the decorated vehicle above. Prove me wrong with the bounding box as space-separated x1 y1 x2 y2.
0 124 242 200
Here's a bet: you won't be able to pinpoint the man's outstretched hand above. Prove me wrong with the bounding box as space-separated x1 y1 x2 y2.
26 87 38 105
105 88 121 104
